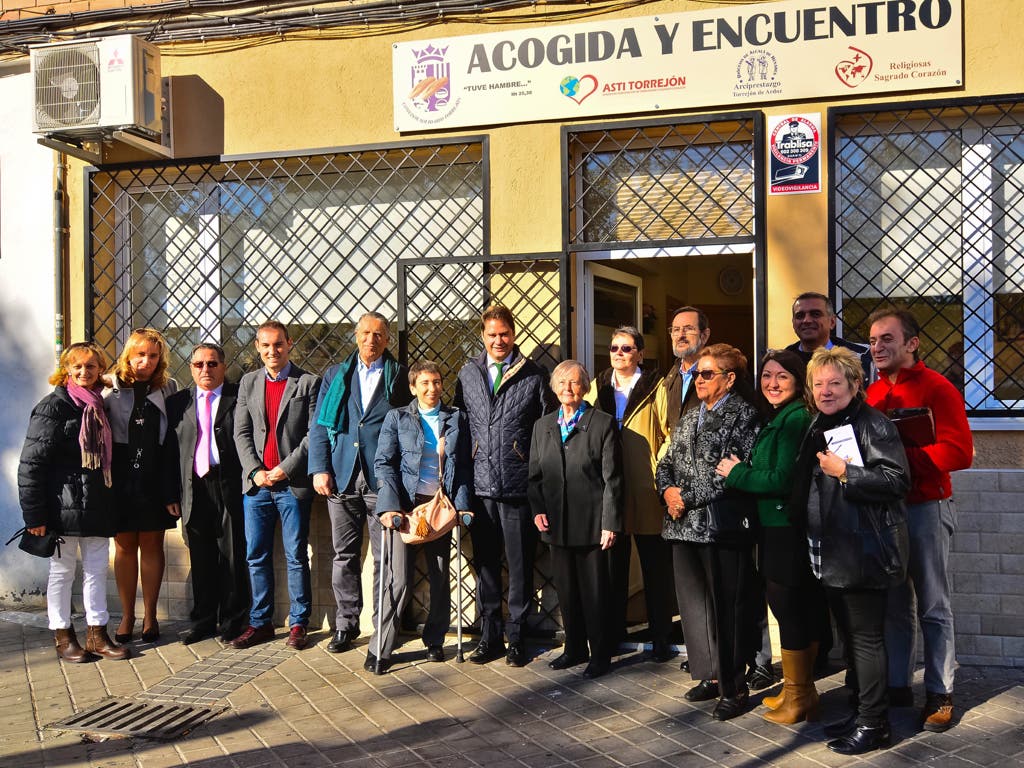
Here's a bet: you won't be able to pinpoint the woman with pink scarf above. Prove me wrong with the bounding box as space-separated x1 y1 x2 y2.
18 342 129 662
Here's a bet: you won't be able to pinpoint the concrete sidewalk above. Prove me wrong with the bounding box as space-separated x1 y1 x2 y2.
1 611 1022 768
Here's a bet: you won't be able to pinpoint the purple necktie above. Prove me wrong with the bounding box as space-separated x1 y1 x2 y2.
195 392 214 477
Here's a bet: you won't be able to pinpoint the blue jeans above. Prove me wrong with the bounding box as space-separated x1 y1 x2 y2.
885 498 957 694
243 487 312 628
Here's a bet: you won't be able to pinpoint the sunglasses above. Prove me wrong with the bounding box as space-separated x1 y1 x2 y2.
191 360 221 369
608 344 637 354
695 369 729 380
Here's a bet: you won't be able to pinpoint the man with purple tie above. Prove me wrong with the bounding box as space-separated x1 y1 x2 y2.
168 343 250 645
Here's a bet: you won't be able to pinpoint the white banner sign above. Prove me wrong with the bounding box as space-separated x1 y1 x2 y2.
393 0 962 132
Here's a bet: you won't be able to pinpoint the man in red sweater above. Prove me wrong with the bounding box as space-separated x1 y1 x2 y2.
865 307 973 734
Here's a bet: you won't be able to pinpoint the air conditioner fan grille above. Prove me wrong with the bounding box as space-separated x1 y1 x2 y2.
34 43 101 130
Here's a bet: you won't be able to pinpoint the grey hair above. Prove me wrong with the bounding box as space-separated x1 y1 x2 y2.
549 359 591 393
357 311 391 338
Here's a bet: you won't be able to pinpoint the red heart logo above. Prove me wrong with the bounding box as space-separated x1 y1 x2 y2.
835 46 872 88
571 74 598 105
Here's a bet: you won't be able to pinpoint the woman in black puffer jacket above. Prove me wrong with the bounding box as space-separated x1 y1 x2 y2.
18 342 129 662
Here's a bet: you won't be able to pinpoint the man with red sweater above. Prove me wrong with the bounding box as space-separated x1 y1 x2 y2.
865 307 973 733
233 321 321 650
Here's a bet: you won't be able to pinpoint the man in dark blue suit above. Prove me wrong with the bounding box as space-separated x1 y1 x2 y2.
309 312 412 654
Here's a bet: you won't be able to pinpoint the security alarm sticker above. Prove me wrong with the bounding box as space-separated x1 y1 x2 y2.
769 113 821 195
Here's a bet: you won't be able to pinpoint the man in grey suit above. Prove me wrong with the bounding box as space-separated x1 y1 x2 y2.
167 343 250 645
309 312 412 655
232 321 321 650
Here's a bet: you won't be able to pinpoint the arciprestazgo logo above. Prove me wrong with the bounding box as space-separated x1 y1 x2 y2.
408 44 452 113
559 74 598 105
736 49 778 84
835 46 873 88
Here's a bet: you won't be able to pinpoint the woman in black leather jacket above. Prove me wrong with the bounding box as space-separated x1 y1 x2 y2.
798 346 909 755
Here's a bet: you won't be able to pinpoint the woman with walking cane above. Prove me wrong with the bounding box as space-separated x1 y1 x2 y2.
368 361 473 674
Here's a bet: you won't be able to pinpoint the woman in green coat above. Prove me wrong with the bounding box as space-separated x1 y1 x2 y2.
716 349 820 725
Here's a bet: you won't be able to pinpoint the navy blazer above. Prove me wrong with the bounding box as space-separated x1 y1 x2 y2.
307 350 412 491
167 382 243 526
233 364 321 500
373 402 473 513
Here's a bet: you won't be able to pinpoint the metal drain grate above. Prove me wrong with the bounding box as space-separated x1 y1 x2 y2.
47 698 225 740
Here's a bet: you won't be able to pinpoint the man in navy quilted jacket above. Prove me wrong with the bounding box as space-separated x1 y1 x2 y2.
454 305 554 667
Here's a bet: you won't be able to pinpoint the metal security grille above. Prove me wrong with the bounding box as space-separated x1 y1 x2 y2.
87 139 485 381
399 253 567 635
566 114 758 249
832 97 1024 414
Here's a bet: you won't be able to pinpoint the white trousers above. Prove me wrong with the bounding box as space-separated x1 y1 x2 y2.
47 536 110 630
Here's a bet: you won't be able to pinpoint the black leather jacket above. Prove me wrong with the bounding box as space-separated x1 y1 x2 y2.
802 399 910 590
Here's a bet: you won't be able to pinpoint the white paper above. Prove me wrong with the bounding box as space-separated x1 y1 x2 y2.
823 424 864 467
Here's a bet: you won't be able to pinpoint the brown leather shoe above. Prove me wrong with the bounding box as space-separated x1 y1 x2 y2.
85 625 130 660
230 624 274 649
285 625 307 650
54 627 90 663
922 692 954 732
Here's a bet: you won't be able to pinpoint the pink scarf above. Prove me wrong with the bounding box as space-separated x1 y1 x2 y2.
66 382 113 487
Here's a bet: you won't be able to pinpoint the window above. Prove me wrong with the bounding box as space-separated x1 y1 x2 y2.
833 99 1024 415
88 141 485 382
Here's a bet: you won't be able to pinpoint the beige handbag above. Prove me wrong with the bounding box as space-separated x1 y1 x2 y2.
399 436 457 544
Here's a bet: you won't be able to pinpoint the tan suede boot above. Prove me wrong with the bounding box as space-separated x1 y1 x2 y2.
54 627 90 663
763 640 817 710
85 625 131 660
764 645 820 724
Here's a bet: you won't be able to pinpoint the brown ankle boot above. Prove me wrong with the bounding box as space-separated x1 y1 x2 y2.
54 627 90 663
764 645 820 724
85 625 131 660
763 640 817 711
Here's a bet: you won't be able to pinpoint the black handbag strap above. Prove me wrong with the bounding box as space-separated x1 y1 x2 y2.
5 527 27 547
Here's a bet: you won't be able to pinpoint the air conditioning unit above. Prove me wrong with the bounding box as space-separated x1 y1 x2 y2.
31 35 162 139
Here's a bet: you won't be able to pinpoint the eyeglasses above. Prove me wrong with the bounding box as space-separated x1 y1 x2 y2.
191 360 221 369
608 344 636 354
669 325 700 337
695 369 728 380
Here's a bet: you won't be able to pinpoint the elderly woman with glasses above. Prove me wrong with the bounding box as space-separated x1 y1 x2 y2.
656 343 760 721
586 325 673 662
529 360 623 679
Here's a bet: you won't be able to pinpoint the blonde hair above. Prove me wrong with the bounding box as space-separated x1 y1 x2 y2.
806 346 864 412
49 342 110 387
114 328 170 388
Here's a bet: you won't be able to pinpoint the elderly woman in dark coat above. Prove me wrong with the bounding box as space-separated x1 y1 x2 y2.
656 343 760 721
798 346 909 755
529 360 623 679
18 342 129 662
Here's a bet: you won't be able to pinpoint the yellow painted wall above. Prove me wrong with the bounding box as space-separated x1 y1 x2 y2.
62 0 1024 443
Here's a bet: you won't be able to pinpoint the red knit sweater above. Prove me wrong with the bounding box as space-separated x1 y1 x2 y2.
262 377 287 470
866 361 973 503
